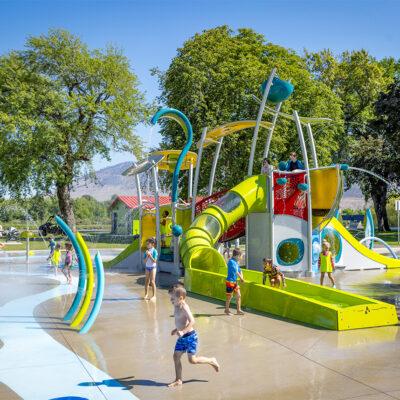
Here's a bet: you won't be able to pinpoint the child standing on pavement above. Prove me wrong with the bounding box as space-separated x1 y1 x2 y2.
51 243 62 276
62 242 73 284
319 242 336 288
143 238 158 300
225 248 245 315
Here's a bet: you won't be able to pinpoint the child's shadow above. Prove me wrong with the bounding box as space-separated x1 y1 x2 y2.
79 376 208 390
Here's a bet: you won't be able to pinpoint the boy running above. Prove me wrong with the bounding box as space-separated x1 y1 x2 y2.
169 286 219 387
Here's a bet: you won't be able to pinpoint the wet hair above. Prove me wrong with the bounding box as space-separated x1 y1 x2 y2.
233 248 242 258
322 241 331 249
146 238 156 245
168 282 184 294
162 210 170 217
173 286 187 299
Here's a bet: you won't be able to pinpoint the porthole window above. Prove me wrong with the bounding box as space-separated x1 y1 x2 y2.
214 192 242 213
276 238 304 266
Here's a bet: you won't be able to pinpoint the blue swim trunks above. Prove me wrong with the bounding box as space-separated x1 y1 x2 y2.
174 330 198 354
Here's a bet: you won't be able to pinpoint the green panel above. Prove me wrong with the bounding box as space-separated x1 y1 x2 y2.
185 268 398 330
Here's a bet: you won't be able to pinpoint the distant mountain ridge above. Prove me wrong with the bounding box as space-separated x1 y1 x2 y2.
72 162 369 209
71 162 167 201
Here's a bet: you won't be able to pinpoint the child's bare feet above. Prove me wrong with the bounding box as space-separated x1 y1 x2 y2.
236 309 245 315
210 358 220 372
224 309 233 316
168 379 182 388
143 295 149 300
150 296 156 301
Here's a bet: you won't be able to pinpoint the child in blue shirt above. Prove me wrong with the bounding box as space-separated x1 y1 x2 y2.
286 152 304 171
144 238 158 300
225 248 244 315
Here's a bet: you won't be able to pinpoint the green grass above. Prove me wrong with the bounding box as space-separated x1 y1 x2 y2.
375 231 400 246
0 240 126 251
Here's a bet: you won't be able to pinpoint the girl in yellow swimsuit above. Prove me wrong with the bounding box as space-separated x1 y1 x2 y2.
318 242 336 287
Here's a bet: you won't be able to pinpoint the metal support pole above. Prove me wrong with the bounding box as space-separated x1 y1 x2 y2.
188 162 193 200
134 164 143 269
269 170 275 264
208 137 224 196
152 164 161 260
293 111 313 274
397 200 400 244
263 102 282 159
248 68 277 176
192 127 207 221
306 123 319 168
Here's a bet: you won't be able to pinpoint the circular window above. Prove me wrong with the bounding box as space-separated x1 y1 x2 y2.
276 238 304 266
321 227 342 263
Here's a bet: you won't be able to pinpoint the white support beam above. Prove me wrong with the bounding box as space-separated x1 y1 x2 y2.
248 68 277 176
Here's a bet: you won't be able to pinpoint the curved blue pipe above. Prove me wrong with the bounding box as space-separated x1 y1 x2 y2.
79 252 105 334
365 209 375 250
150 108 193 203
55 216 86 322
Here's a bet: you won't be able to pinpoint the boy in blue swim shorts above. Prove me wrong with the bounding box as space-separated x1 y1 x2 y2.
168 286 220 387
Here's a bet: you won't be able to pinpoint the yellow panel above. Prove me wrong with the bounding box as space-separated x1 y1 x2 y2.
150 150 197 172
141 213 156 249
310 167 343 229
199 120 272 149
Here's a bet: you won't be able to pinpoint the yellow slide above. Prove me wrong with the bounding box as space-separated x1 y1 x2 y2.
324 217 400 269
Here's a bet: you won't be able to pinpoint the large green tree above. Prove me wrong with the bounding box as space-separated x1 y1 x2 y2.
153 26 343 194
0 30 146 227
356 78 400 231
305 49 400 230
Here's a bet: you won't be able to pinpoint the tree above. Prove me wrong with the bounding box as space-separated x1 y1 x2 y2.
153 26 343 195
0 30 147 227
306 49 399 230
357 78 400 231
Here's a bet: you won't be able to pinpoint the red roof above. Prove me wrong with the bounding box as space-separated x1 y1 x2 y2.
110 195 171 210
110 195 204 210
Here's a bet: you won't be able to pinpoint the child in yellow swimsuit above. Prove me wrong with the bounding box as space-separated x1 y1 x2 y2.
51 243 62 276
318 242 336 287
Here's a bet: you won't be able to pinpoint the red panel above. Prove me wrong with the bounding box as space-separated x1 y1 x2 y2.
273 172 308 220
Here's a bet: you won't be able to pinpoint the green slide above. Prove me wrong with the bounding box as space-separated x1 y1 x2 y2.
180 175 398 330
103 238 140 269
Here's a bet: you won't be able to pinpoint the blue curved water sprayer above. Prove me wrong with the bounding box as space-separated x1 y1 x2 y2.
150 108 194 205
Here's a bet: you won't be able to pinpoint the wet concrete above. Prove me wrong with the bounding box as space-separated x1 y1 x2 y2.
1 258 400 400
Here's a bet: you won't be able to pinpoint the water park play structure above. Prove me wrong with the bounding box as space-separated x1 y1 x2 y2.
107 68 399 330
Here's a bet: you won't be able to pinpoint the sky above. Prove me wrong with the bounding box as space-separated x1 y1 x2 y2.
1 0 399 170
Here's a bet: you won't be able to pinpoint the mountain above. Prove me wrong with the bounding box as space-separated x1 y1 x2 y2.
72 162 370 210
71 162 167 201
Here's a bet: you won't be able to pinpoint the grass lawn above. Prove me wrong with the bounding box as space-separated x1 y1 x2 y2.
376 231 400 246
0 240 127 251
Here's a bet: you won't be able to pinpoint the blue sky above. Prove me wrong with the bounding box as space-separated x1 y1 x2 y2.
1 0 399 170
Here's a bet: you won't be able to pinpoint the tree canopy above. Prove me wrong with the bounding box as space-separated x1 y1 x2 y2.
153 26 343 194
0 29 147 227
